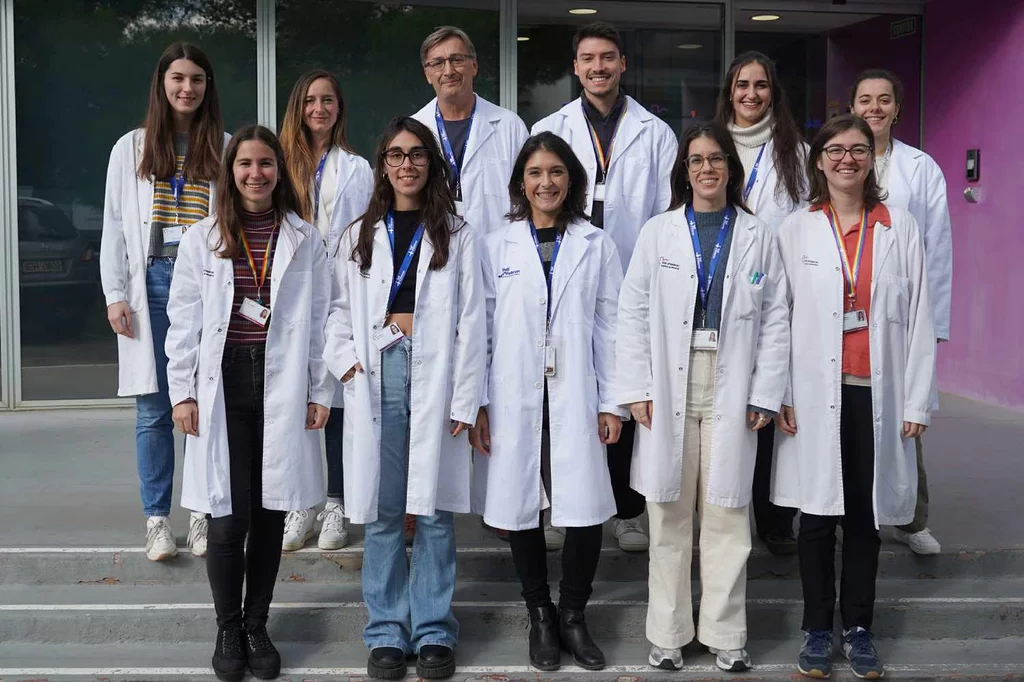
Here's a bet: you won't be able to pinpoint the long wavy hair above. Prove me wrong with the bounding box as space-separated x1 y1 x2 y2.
669 122 752 214
280 70 354 222
806 115 885 209
714 51 805 206
138 42 223 182
351 117 457 272
506 132 590 231
213 125 300 258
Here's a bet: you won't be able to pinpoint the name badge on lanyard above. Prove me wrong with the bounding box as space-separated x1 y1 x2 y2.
376 211 425 351
238 224 277 328
826 204 869 334
585 99 627 207
685 205 733 350
435 100 475 210
530 220 563 377
313 149 329 222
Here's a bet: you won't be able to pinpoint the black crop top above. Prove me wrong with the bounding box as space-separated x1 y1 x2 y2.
388 209 423 314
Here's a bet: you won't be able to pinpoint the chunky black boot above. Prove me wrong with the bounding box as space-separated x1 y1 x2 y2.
416 644 456 679
367 647 408 679
244 623 281 679
528 604 561 671
212 627 247 682
558 608 605 670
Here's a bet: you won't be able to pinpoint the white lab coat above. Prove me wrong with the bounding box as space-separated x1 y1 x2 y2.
884 139 952 341
616 206 790 506
531 97 678 271
323 216 486 524
743 138 810 233
771 205 936 526
473 219 626 530
100 129 231 397
412 95 529 235
318 147 374 408
165 211 334 518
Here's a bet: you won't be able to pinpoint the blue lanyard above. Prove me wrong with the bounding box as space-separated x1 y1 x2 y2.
529 219 562 324
313 150 329 221
168 172 186 208
742 144 767 202
384 211 425 315
685 206 733 319
435 99 476 197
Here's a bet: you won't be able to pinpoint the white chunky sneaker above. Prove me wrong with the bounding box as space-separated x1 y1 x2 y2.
282 508 316 551
317 502 349 550
187 512 208 557
543 517 565 551
648 644 683 670
146 516 177 561
613 517 650 552
709 647 752 672
892 528 941 555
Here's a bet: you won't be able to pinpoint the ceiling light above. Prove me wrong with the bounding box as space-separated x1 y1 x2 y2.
517 36 530 42
569 8 598 15
751 14 781 21
677 44 703 50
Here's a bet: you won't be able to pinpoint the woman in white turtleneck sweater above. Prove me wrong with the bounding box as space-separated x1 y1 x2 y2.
714 51 808 557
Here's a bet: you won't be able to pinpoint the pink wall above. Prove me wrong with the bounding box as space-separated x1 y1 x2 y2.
826 14 922 146
925 0 1024 408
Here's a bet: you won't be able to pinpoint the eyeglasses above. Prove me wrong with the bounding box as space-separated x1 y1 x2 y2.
686 153 728 171
383 147 430 168
423 53 474 72
823 144 872 161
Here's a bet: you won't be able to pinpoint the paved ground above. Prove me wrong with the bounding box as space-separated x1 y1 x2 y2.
0 393 1021 549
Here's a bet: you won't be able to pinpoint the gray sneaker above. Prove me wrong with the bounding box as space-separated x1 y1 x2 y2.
648 644 682 670
613 517 650 552
709 647 752 672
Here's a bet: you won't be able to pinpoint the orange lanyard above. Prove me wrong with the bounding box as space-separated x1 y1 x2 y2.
239 223 276 304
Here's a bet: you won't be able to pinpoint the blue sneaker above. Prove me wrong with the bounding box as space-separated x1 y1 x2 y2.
797 630 834 678
842 627 884 679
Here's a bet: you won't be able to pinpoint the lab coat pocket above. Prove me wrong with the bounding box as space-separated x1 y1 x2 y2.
883 274 911 325
734 278 766 321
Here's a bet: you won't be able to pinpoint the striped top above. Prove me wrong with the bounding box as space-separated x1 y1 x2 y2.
149 133 212 258
226 209 278 346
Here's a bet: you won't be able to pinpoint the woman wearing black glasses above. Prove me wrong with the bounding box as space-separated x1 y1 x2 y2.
324 116 485 681
773 115 935 680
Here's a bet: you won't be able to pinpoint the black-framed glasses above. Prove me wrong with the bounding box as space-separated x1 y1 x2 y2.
823 144 872 161
383 147 430 168
423 53 474 72
686 153 728 171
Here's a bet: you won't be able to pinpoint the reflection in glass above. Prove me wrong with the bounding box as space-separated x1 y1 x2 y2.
14 0 257 401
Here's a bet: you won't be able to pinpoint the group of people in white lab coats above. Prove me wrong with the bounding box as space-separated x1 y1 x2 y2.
100 20 950 682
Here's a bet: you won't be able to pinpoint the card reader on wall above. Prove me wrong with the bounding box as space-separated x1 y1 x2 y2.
966 149 980 182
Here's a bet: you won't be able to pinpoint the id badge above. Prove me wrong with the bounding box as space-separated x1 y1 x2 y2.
454 199 466 215
239 297 270 327
692 328 719 350
843 309 868 333
544 345 557 377
372 322 405 352
593 182 607 202
162 225 186 246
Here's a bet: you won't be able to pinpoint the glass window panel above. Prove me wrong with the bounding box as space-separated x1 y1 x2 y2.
276 0 501 160
517 1 723 136
13 0 257 401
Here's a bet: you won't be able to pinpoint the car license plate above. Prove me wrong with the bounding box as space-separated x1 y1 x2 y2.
22 259 64 273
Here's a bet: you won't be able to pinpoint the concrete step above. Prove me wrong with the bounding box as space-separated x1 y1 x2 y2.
3 579 1023 645
1 638 1023 680
3 545 1021 586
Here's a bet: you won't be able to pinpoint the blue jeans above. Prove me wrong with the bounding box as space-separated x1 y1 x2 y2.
135 257 176 517
362 337 458 653
325 407 344 499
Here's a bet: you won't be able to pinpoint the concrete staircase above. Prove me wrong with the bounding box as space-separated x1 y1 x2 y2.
2 534 1023 681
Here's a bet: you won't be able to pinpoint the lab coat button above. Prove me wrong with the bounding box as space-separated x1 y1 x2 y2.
833 312 839 318
535 382 542 389
370 370 376 376
675 412 681 417
537 341 544 347
830 405 835 410
678 366 684 371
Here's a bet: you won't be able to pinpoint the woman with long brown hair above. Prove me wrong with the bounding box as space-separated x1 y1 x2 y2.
278 70 373 552
324 116 485 680
100 42 227 562
166 125 333 681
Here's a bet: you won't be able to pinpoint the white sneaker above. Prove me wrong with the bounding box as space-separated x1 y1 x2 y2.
317 502 349 550
614 517 650 552
145 516 178 561
282 508 316 551
708 647 752 672
892 528 941 555
544 518 565 551
187 512 208 557
648 644 683 670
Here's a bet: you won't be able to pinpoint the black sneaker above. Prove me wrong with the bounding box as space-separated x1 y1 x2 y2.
212 627 247 682
368 646 408 679
416 644 457 679
244 623 281 679
762 529 798 556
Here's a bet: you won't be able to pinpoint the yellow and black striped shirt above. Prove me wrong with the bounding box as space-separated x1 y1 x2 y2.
149 133 212 258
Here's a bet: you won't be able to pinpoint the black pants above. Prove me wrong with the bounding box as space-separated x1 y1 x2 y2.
606 419 645 519
752 422 797 538
798 384 881 632
509 514 603 611
207 344 287 630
